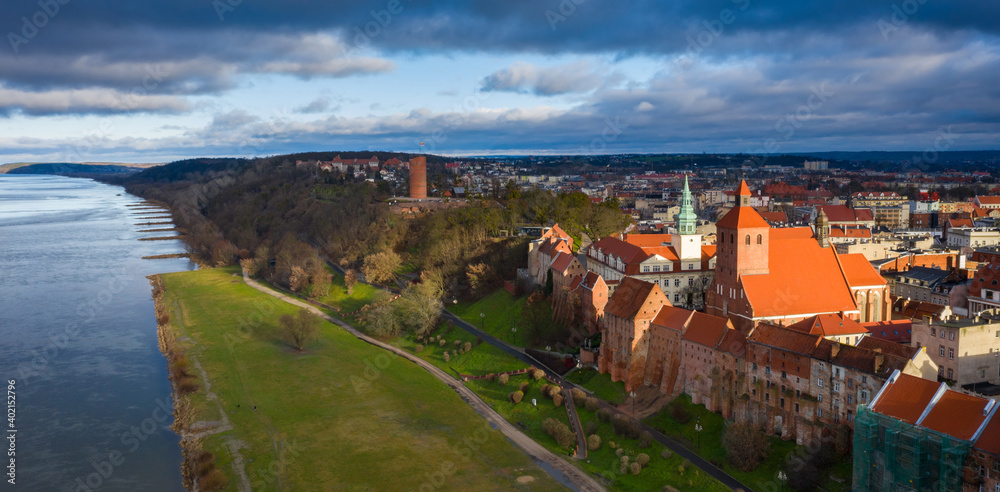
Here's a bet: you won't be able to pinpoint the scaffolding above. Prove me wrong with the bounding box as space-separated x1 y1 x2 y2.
853 405 970 491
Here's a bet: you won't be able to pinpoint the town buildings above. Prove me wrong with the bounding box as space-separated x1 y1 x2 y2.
969 262 1000 315
911 309 1000 385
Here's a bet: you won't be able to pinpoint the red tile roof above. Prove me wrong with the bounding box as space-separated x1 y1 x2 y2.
947 218 975 228
829 227 872 239
567 275 584 291
975 411 1000 456
787 314 868 337
549 252 576 274
920 391 990 441
604 277 667 321
759 211 788 223
581 271 604 290
977 196 1000 205
716 205 770 229
837 252 887 288
810 339 907 378
817 205 874 223
624 234 673 248
748 323 823 356
741 229 859 318
683 312 733 348
650 306 694 332
870 373 941 425
970 261 1000 298
860 320 913 344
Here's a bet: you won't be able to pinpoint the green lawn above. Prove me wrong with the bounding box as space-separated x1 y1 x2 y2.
160 266 565 491
572 406 729 492
312 267 380 313
566 369 627 404
643 395 852 492
464 374 577 457
451 288 527 340
390 321 529 377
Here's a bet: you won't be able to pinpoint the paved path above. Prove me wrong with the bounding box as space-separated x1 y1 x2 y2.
240 271 606 492
562 387 588 459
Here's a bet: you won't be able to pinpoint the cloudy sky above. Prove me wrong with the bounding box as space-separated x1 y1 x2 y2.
1 0 998 162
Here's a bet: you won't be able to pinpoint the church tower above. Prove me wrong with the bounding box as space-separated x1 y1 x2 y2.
815 208 831 248
671 175 702 260
713 180 771 285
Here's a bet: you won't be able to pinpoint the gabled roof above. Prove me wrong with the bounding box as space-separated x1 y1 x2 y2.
829 227 872 239
604 277 666 321
970 261 1000 298
817 205 874 223
747 323 823 356
921 392 990 441
650 305 694 332
787 313 868 337
975 410 1000 455
581 271 605 290
589 236 650 265
759 211 788 223
870 373 942 425
741 228 859 318
977 196 1000 205
811 339 907 378
860 320 913 345
838 252 888 287
947 218 975 228
549 252 577 275
567 274 584 291
682 312 733 348
718 329 748 357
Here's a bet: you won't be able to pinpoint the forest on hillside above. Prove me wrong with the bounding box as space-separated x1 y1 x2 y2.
110 154 630 302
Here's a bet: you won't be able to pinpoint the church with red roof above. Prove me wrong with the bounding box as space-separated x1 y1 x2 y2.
706 181 891 333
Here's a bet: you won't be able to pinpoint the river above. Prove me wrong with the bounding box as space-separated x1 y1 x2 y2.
0 175 192 491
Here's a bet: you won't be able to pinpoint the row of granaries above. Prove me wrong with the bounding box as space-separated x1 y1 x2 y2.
544 250 939 448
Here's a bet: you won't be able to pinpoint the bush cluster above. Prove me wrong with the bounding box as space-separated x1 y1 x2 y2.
542 418 576 449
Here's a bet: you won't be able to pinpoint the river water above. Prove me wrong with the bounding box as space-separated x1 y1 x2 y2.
0 175 193 491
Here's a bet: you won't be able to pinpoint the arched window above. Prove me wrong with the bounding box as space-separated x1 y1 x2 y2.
757 234 763 245
730 234 734 244
872 293 882 321
719 233 725 243
745 235 751 245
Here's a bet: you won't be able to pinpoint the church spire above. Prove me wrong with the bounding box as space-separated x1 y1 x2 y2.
677 175 697 235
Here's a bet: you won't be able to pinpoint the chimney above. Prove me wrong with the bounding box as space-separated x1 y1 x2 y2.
947 256 954 271
874 354 885 373
831 343 841 358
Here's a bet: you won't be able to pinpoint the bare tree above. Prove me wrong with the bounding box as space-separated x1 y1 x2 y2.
280 309 321 352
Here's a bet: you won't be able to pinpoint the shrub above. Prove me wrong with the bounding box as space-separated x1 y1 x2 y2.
723 422 770 472
669 399 692 424
615 448 624 457
629 462 641 475
664 487 680 492
463 341 472 352
612 414 641 439
639 430 652 448
541 418 576 448
443 352 450 362
454 340 462 347
452 350 458 358
584 396 599 412
198 468 228 492
498 373 509 385
596 409 611 423
509 390 524 404
585 421 597 435
439 339 447 346
532 368 545 380
587 434 601 451
519 381 530 393
552 394 564 407
572 388 587 405
609 441 616 449
636 453 650 468
415 344 424 353
661 449 672 460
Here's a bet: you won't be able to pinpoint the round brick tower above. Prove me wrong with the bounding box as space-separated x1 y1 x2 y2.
409 156 427 199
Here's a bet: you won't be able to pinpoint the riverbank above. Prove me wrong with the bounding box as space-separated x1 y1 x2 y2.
152 266 566 491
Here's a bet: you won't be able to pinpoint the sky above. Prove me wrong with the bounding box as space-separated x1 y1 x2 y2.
0 0 998 163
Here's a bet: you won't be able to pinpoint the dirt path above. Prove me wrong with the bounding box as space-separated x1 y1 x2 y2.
240 271 606 492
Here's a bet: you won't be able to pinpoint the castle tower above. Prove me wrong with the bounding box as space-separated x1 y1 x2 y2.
409 156 427 199
671 175 702 260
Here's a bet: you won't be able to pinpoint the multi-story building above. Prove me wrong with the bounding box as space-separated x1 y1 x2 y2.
586 177 717 309
851 192 909 229
911 309 1000 384
969 262 1000 315
948 226 1000 249
803 160 829 171
975 195 1000 210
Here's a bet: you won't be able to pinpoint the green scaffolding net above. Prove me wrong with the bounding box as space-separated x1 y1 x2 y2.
853 405 970 492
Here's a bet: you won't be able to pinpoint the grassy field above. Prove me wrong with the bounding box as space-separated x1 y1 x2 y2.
643 395 852 492
571 406 729 492
451 289 527 340
160 266 565 491
390 321 529 376
311 267 380 313
566 369 628 404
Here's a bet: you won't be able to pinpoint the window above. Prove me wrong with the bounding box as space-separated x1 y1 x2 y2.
674 293 680 302
848 379 854 389
643 266 650 273
818 408 823 418
795 403 799 413
688 263 695 270
753 363 758 371
862 375 867 384
674 279 680 287
948 368 954 379
861 390 869 402
834 382 841 393
931 327 937 336
848 395 853 404
757 234 763 245
949 331 955 341
780 397 785 408
688 277 694 286
940 330 945 339
730 234 734 244
745 235 751 245
652 265 660 272
940 345 946 357
818 394 823 402
949 348 954 360
781 371 787 380
765 393 770 402
818 379 823 387
765 367 771 376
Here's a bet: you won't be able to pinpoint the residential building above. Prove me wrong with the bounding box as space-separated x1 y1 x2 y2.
526 223 573 287
948 226 1000 249
969 262 1000 316
975 196 1000 210
911 309 1000 385
803 160 829 170
786 313 869 345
